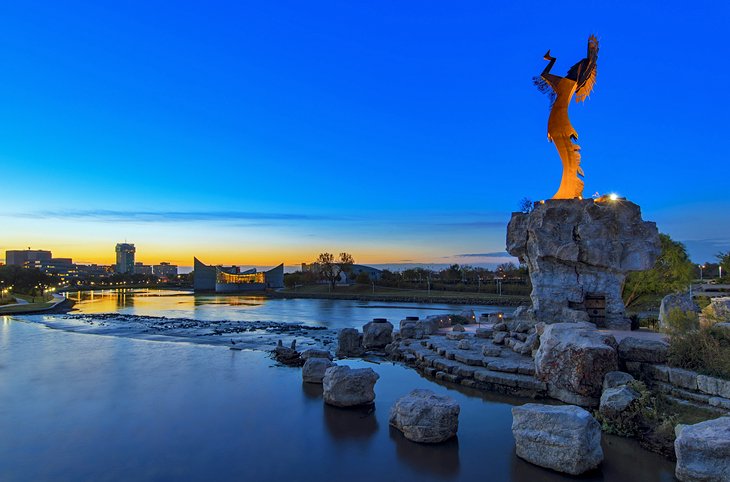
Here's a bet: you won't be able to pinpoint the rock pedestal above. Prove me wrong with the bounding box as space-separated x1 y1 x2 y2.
512 403 603 475
322 366 379 407
389 389 460 443
507 199 660 329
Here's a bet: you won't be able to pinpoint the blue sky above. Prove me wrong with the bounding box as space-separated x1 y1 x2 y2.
0 1 728 267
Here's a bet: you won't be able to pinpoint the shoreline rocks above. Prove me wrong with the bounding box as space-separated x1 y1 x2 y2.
534 322 618 406
337 328 365 357
322 365 379 407
302 357 336 383
512 403 603 475
675 416 730 481
363 319 394 350
389 389 460 443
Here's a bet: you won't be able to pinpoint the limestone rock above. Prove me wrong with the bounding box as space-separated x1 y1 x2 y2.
675 417 730 482
322 366 379 407
512 403 603 475
389 389 460 443
703 297 730 324
659 292 699 330
475 327 493 339
302 357 336 383
300 348 333 361
336 328 364 357
599 386 639 418
363 319 394 350
535 323 618 406
451 324 465 332
273 344 302 366
482 345 501 357
603 371 635 390
618 337 669 364
457 339 471 350
507 199 660 329
399 320 425 340
494 322 508 332
493 332 508 345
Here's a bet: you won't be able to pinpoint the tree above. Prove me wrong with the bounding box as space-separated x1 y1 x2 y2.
623 234 694 307
519 197 535 214
718 252 730 279
315 252 355 290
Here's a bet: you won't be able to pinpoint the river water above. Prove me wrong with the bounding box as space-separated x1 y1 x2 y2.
0 290 676 481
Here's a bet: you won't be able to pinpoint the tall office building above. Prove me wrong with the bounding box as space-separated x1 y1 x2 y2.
115 243 136 274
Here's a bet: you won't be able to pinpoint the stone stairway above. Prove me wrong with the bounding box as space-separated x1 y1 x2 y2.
391 335 548 399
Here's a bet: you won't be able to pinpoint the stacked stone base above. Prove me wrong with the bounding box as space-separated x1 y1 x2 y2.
390 337 547 399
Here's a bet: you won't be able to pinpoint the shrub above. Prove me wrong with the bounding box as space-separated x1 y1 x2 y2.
663 307 699 335
668 328 730 379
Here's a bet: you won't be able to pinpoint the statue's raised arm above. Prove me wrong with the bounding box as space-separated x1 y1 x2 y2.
534 35 599 199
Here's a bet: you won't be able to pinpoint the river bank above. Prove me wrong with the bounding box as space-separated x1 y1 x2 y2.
0 318 675 481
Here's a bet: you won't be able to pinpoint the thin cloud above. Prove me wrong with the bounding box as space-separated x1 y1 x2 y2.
4 209 343 223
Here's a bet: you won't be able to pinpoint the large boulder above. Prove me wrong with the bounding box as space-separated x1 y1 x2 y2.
322 366 379 407
362 319 394 350
302 357 336 384
389 389 460 443
535 323 618 406
599 386 640 418
507 199 660 329
675 417 730 482
399 318 426 339
703 297 730 324
300 348 333 361
659 292 699 330
512 403 603 475
603 371 635 390
336 328 364 357
618 337 669 364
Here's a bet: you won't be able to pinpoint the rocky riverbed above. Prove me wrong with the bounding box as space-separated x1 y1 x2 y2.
32 312 337 352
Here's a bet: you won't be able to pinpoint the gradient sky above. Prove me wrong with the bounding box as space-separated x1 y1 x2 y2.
1 1 729 268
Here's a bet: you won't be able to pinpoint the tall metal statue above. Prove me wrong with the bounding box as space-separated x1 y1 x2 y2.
535 35 599 199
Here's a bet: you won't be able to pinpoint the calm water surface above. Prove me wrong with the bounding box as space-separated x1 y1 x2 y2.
63 289 510 328
0 317 675 482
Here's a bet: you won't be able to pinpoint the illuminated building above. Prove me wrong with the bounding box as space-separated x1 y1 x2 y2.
153 262 178 278
115 243 136 274
5 249 52 266
193 257 284 292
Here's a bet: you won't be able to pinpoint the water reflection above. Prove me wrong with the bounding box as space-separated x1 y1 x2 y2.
323 404 379 440
389 426 461 478
301 382 323 400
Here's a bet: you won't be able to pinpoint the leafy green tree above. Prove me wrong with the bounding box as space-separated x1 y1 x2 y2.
623 234 694 307
316 252 354 290
718 252 730 280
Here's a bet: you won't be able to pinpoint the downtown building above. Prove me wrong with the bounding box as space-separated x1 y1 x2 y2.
115 243 136 274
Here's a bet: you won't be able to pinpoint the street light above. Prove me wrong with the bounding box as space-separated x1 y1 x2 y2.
699 264 706 281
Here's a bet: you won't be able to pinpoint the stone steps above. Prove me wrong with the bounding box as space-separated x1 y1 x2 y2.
393 337 547 399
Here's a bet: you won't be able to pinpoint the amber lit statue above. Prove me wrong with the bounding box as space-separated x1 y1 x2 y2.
535 35 599 199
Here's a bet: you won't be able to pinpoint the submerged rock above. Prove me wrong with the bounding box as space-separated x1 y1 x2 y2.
675 417 730 482
336 328 364 358
389 389 460 443
302 357 336 384
322 365 379 407
274 342 302 366
534 322 618 406
512 403 603 475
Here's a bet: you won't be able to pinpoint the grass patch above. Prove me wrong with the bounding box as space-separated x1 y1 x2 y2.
664 307 730 380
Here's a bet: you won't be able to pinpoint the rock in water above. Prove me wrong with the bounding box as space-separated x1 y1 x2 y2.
300 348 333 361
512 403 603 475
534 322 618 406
302 358 336 384
362 319 394 350
389 389 460 443
322 366 379 407
507 199 660 329
675 417 730 482
336 328 364 357
274 345 302 366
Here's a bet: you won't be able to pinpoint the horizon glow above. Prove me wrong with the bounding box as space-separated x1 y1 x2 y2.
1 1 729 266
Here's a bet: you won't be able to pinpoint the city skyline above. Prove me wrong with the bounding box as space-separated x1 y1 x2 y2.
1 1 728 266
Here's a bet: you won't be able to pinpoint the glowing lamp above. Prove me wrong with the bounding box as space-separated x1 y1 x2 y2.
609 193 618 201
